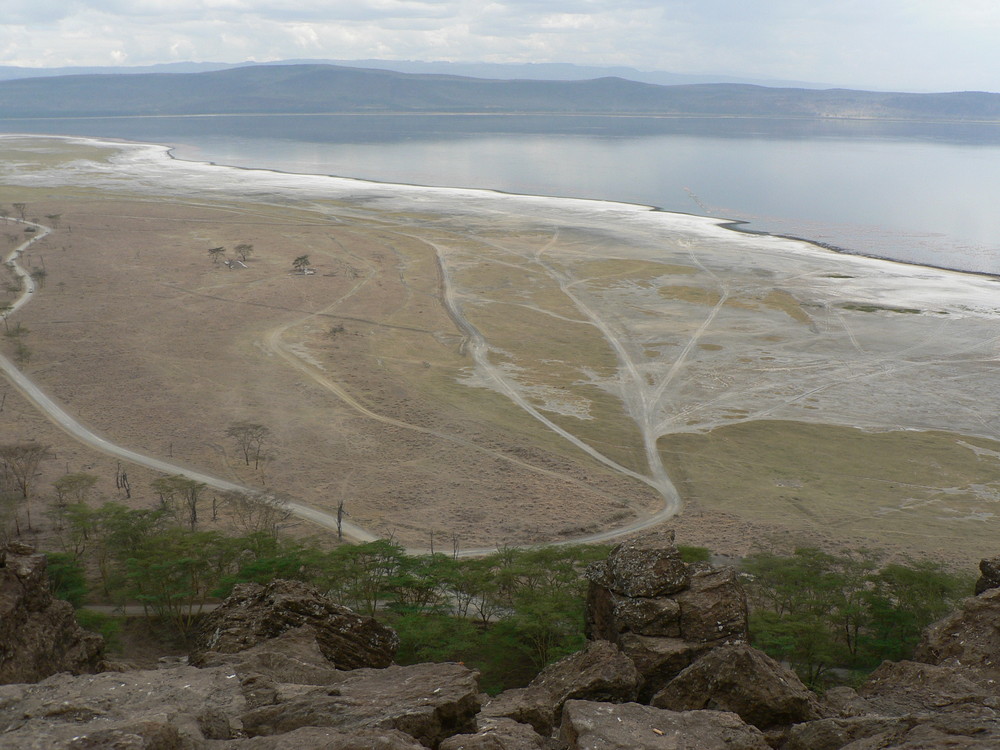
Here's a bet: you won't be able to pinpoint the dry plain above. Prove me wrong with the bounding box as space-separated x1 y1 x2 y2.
2 135 1000 565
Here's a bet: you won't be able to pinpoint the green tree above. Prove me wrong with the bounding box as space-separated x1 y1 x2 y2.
292 254 311 274
234 243 254 262
45 551 88 608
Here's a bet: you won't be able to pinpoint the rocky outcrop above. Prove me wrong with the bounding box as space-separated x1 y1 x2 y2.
559 700 770 749
481 640 639 735
974 554 1000 594
240 662 481 744
0 543 104 684
585 530 748 700
0 664 247 747
190 579 399 670
912 586 1000 691
650 644 824 731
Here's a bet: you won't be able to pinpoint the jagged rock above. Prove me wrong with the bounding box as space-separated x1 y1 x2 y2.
858 660 999 716
975 555 1000 595
617 634 712 703
190 580 398 670
0 665 246 748
558 700 770 749
585 536 747 649
440 717 555 749
196 625 342 685
585 531 691 598
224 727 426 748
912 588 1000 691
650 644 824 730
783 716 915 750
673 564 748 644
481 640 639 735
821 686 879 718
240 662 480 745
0 545 104 684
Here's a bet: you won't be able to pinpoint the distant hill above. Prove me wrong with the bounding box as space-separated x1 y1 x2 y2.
0 63 997 122
0 59 835 89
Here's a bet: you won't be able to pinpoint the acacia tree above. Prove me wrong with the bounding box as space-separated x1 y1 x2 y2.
207 246 226 264
234 243 254 262
0 442 50 499
219 490 290 538
292 254 311 274
151 475 206 531
226 422 270 469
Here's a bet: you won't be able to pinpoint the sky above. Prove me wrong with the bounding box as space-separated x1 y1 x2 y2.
2 1 999 93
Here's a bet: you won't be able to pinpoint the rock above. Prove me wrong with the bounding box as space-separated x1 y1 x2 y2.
858 660 998 716
783 716 914 750
224 727 427 749
585 536 747 655
821 686 878 718
440 717 555 750
614 634 709 702
673 565 748 644
913 588 1000 691
0 665 246 747
650 644 823 730
975 555 1000 595
482 640 639 735
558 700 770 750
190 580 398 670
585 530 690 600
0 545 104 684
196 625 342 685
64 721 187 749
240 662 480 745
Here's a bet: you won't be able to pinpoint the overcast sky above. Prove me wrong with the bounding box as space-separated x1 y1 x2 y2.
2 1 998 93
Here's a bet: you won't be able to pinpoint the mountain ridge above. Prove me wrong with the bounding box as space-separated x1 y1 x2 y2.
0 63 998 122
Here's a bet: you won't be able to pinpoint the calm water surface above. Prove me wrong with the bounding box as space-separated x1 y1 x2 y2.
3 114 1000 274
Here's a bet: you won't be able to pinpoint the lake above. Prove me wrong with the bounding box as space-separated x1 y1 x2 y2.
3 113 1000 275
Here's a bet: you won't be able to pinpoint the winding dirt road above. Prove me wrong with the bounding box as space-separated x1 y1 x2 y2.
1 218 677 555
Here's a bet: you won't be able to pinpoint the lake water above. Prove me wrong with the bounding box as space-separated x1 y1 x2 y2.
3 113 1000 275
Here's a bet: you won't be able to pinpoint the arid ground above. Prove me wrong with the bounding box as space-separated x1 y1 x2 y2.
2 135 1000 565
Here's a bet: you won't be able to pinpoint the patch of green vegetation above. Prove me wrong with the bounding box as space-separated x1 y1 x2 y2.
744 547 971 688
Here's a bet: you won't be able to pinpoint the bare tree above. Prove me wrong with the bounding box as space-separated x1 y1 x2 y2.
151 475 205 531
0 443 50 499
226 422 270 470
234 243 254 262
207 246 226 264
219 490 291 538
12 203 26 221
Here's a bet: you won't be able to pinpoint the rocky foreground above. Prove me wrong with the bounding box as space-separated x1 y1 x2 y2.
3 533 1000 748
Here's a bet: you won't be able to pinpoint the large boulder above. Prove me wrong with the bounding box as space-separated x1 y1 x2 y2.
190 580 398 670
912 587 1000 692
240 662 481 745
196 625 342 686
586 530 690 599
0 544 104 684
974 555 1000 595
584 531 748 701
481 640 640 735
858 660 999 716
440 717 555 750
0 665 247 747
650 644 824 730
615 634 712 703
558 700 770 750
226 727 427 748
